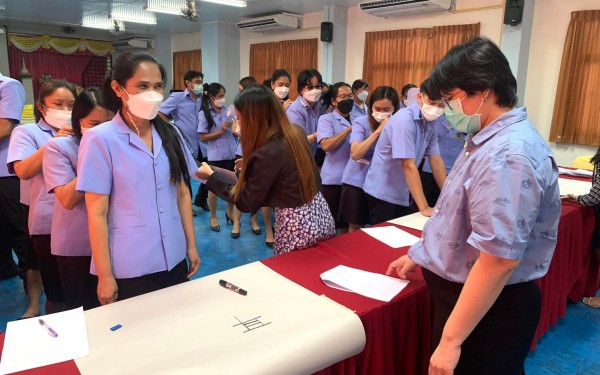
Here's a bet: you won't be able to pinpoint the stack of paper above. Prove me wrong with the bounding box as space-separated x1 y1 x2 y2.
558 167 593 177
558 178 592 196
361 226 420 248
321 265 410 302
387 212 429 231
0 307 89 374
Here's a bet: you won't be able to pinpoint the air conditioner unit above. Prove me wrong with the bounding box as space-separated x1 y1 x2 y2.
236 13 302 33
112 38 150 50
360 0 455 17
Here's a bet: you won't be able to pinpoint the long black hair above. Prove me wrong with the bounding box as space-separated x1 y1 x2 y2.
103 50 190 183
71 88 105 141
200 82 225 129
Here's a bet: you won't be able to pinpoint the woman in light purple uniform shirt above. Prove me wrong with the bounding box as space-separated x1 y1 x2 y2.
7 80 77 314
43 88 113 310
77 51 200 305
198 82 237 232
339 86 399 231
317 82 354 232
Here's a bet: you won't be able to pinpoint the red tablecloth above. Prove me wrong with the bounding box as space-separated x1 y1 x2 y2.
262 226 431 375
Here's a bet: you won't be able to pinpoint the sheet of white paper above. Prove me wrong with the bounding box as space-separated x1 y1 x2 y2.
321 265 410 302
558 167 593 177
361 226 420 248
558 178 592 196
387 212 430 231
75 262 365 375
0 307 89 375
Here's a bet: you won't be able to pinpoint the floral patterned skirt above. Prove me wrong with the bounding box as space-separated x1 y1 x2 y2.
273 192 336 255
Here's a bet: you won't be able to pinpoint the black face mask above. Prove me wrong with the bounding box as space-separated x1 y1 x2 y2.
337 99 354 114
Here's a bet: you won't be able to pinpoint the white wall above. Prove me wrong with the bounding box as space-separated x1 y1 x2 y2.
524 0 600 166
239 11 323 80
171 31 201 52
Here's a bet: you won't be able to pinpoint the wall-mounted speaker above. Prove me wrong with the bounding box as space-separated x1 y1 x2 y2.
321 22 333 43
503 0 524 26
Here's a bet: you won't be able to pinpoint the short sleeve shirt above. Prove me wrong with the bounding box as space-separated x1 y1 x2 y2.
43 136 90 256
0 73 26 177
341 115 374 188
317 111 352 185
159 90 202 157
422 116 465 174
408 107 561 284
76 113 198 278
363 102 440 206
197 106 237 161
7 121 56 234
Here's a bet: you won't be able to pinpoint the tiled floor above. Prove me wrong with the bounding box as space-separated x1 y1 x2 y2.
1 182 599 373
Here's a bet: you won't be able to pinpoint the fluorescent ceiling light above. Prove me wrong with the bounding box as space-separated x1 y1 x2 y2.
201 0 247 8
111 3 157 24
145 0 187 15
82 13 126 31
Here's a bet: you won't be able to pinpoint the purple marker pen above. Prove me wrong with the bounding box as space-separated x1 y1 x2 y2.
39 319 58 338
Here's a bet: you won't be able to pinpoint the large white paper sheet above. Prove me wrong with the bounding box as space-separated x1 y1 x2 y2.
0 307 89 374
387 212 429 231
75 262 365 375
321 265 410 302
361 226 420 248
558 167 593 177
558 178 592 196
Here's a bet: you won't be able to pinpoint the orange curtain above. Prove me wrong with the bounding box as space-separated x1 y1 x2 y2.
362 23 480 93
549 10 600 145
250 39 318 100
172 49 202 91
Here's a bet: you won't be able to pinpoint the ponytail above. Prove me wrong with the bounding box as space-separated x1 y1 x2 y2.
200 82 225 129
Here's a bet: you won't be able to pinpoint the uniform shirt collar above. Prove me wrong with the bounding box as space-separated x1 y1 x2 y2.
332 110 351 126
471 107 528 145
38 118 57 135
408 101 423 121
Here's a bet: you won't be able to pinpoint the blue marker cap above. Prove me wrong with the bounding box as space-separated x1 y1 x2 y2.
110 324 122 331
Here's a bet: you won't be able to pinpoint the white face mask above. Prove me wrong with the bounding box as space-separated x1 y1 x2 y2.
372 110 392 123
122 87 163 120
357 91 369 102
403 99 409 107
192 84 203 95
421 103 445 121
303 89 321 103
274 86 290 100
213 97 226 108
44 107 72 129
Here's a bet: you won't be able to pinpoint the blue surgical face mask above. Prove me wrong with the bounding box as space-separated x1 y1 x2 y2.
444 94 485 134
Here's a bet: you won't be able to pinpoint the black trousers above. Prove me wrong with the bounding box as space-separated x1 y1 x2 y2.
56 255 100 310
422 268 540 375
31 235 65 303
321 184 348 229
0 177 27 275
366 194 413 225
420 170 441 208
193 151 208 205
115 260 188 301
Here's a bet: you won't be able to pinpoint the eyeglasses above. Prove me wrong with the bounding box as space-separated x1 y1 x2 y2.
337 94 354 100
441 91 467 110
305 84 322 90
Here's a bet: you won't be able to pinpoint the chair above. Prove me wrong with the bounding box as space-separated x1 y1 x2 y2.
573 156 594 171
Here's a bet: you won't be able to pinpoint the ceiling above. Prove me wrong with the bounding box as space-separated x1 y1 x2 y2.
0 0 364 39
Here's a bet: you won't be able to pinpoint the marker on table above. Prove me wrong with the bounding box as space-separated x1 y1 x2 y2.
219 279 248 296
39 319 58 338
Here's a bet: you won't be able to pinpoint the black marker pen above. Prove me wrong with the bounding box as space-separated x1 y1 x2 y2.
219 279 248 296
